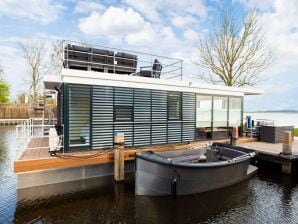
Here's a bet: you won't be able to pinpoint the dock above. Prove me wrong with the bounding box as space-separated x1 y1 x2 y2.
239 140 298 174
14 137 256 174
14 137 256 189
14 135 298 189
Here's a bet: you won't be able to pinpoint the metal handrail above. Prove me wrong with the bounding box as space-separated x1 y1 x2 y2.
62 40 183 80
63 39 183 61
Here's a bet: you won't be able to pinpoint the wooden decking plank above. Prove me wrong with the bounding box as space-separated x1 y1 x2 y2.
240 140 298 156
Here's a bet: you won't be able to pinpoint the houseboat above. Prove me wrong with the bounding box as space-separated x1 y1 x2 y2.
15 40 263 191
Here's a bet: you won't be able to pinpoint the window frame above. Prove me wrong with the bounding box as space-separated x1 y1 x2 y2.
66 84 92 150
167 91 182 121
114 105 134 122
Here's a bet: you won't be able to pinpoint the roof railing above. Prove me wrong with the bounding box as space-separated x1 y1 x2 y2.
61 40 183 81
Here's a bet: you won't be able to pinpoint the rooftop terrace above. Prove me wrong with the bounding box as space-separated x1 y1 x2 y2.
61 40 183 80
44 40 264 96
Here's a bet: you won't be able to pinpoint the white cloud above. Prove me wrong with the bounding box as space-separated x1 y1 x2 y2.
124 0 207 23
124 0 161 22
74 0 106 14
0 0 65 25
256 0 298 76
171 16 197 28
183 29 200 43
78 6 181 48
78 7 147 42
124 24 157 46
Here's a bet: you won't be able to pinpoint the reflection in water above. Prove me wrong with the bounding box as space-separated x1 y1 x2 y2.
0 127 18 224
135 181 251 224
15 180 136 224
1 126 298 223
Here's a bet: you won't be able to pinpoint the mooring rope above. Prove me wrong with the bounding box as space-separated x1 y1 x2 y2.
53 149 114 159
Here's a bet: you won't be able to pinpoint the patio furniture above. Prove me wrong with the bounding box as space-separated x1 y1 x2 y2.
134 59 162 78
114 52 138 74
260 125 294 143
64 44 90 70
64 44 138 75
244 119 275 139
90 48 114 72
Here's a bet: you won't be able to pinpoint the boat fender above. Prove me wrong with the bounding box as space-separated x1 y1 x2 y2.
171 177 177 198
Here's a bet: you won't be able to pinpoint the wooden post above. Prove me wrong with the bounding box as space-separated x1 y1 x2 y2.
231 127 239 146
114 132 125 182
282 131 292 155
282 162 292 175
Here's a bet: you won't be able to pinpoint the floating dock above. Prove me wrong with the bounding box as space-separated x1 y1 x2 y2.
239 140 298 174
14 137 256 188
14 136 297 189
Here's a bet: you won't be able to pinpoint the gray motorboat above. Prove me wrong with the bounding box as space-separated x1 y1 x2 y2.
135 143 257 196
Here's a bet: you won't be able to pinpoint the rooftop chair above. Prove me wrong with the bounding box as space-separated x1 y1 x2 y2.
134 59 162 78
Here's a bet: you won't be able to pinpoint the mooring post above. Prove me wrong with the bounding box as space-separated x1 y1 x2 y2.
282 131 292 174
114 132 125 182
230 127 239 146
282 162 292 175
282 131 292 155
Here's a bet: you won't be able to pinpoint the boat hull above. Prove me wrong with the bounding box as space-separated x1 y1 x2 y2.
135 145 257 196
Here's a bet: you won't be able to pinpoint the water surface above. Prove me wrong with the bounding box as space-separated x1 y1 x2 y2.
1 126 298 223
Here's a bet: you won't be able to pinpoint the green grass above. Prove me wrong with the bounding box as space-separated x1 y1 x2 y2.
294 128 298 137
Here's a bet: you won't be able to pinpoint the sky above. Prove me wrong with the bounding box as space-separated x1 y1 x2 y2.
0 0 297 111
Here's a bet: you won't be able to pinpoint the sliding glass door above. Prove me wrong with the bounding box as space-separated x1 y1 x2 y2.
196 95 212 140
196 94 242 140
228 97 242 134
213 96 228 138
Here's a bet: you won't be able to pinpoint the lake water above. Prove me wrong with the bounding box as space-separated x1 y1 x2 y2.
244 112 298 127
1 125 298 223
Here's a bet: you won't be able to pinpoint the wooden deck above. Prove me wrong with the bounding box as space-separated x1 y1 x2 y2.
239 140 298 156
14 137 256 173
19 137 49 160
239 140 298 174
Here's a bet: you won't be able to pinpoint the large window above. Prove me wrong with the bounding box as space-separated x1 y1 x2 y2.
213 96 228 138
68 85 91 146
114 105 133 122
196 95 212 139
168 92 182 120
229 97 242 128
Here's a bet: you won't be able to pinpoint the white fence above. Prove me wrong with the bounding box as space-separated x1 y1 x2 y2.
16 119 64 158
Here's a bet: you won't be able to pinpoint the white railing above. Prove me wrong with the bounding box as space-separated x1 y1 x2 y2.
61 40 183 81
16 120 64 159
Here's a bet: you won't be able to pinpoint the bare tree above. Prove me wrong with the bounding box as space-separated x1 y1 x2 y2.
195 10 273 87
19 40 48 104
49 40 64 76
